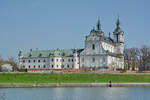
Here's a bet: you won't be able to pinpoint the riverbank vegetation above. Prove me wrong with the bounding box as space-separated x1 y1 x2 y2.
0 73 150 83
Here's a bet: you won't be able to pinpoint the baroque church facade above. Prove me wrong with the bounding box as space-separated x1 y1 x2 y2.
18 17 124 70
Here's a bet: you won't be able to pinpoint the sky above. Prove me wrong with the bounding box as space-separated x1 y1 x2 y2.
0 0 150 59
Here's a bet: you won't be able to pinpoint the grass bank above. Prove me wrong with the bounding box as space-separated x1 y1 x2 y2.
0 73 150 83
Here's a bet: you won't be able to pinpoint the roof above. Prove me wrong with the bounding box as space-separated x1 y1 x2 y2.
100 36 115 45
90 29 114 45
23 49 83 58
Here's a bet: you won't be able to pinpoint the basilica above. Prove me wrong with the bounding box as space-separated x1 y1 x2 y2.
18 17 124 70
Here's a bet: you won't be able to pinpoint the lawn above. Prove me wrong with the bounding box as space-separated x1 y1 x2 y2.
0 73 150 83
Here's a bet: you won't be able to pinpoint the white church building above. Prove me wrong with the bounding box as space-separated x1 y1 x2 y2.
18 17 124 70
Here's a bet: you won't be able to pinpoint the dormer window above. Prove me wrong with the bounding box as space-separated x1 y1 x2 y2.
39 53 42 57
92 44 95 50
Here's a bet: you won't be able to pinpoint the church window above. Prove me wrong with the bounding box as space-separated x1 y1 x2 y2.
43 59 46 62
68 59 70 62
23 60 25 63
116 34 119 42
61 65 64 68
92 58 95 62
51 58 54 62
67 64 69 68
43 65 46 68
92 44 95 50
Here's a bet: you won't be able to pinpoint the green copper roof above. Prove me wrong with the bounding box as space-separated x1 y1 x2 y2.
23 49 79 58
18 51 22 57
97 16 101 31
114 17 123 33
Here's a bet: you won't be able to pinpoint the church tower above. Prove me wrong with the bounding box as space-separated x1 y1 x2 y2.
113 17 124 54
96 17 104 36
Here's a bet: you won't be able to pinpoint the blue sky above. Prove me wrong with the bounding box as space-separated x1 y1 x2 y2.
0 0 150 59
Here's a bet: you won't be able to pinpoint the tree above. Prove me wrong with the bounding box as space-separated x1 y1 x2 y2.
6 57 18 71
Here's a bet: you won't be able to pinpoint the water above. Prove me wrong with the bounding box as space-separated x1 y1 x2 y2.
0 87 149 100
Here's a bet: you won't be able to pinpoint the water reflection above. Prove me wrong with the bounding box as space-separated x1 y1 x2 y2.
0 87 149 100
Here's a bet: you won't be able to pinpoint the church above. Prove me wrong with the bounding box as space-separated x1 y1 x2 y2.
18 17 124 70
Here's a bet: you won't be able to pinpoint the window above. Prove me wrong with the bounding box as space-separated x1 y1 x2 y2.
28 65 30 68
62 59 64 62
67 65 69 68
51 59 54 62
92 44 95 50
72 59 74 62
61 65 64 68
23 60 25 63
52 65 54 68
43 59 46 62
38 60 40 63
92 57 95 62
34 65 36 68
68 59 70 62
72 64 74 68
57 65 58 68
56 59 58 62
33 60 36 63
28 60 30 63
43 65 46 68
38 65 40 68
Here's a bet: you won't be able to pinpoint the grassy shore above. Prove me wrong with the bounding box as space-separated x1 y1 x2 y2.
0 73 150 83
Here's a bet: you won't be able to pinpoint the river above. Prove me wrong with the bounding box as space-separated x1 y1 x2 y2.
0 87 149 100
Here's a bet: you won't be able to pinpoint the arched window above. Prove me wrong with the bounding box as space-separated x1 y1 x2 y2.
92 44 95 50
67 65 69 68
61 65 64 68
92 57 95 62
68 59 70 62
51 59 54 62
43 59 46 62
43 65 46 68
23 60 25 63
